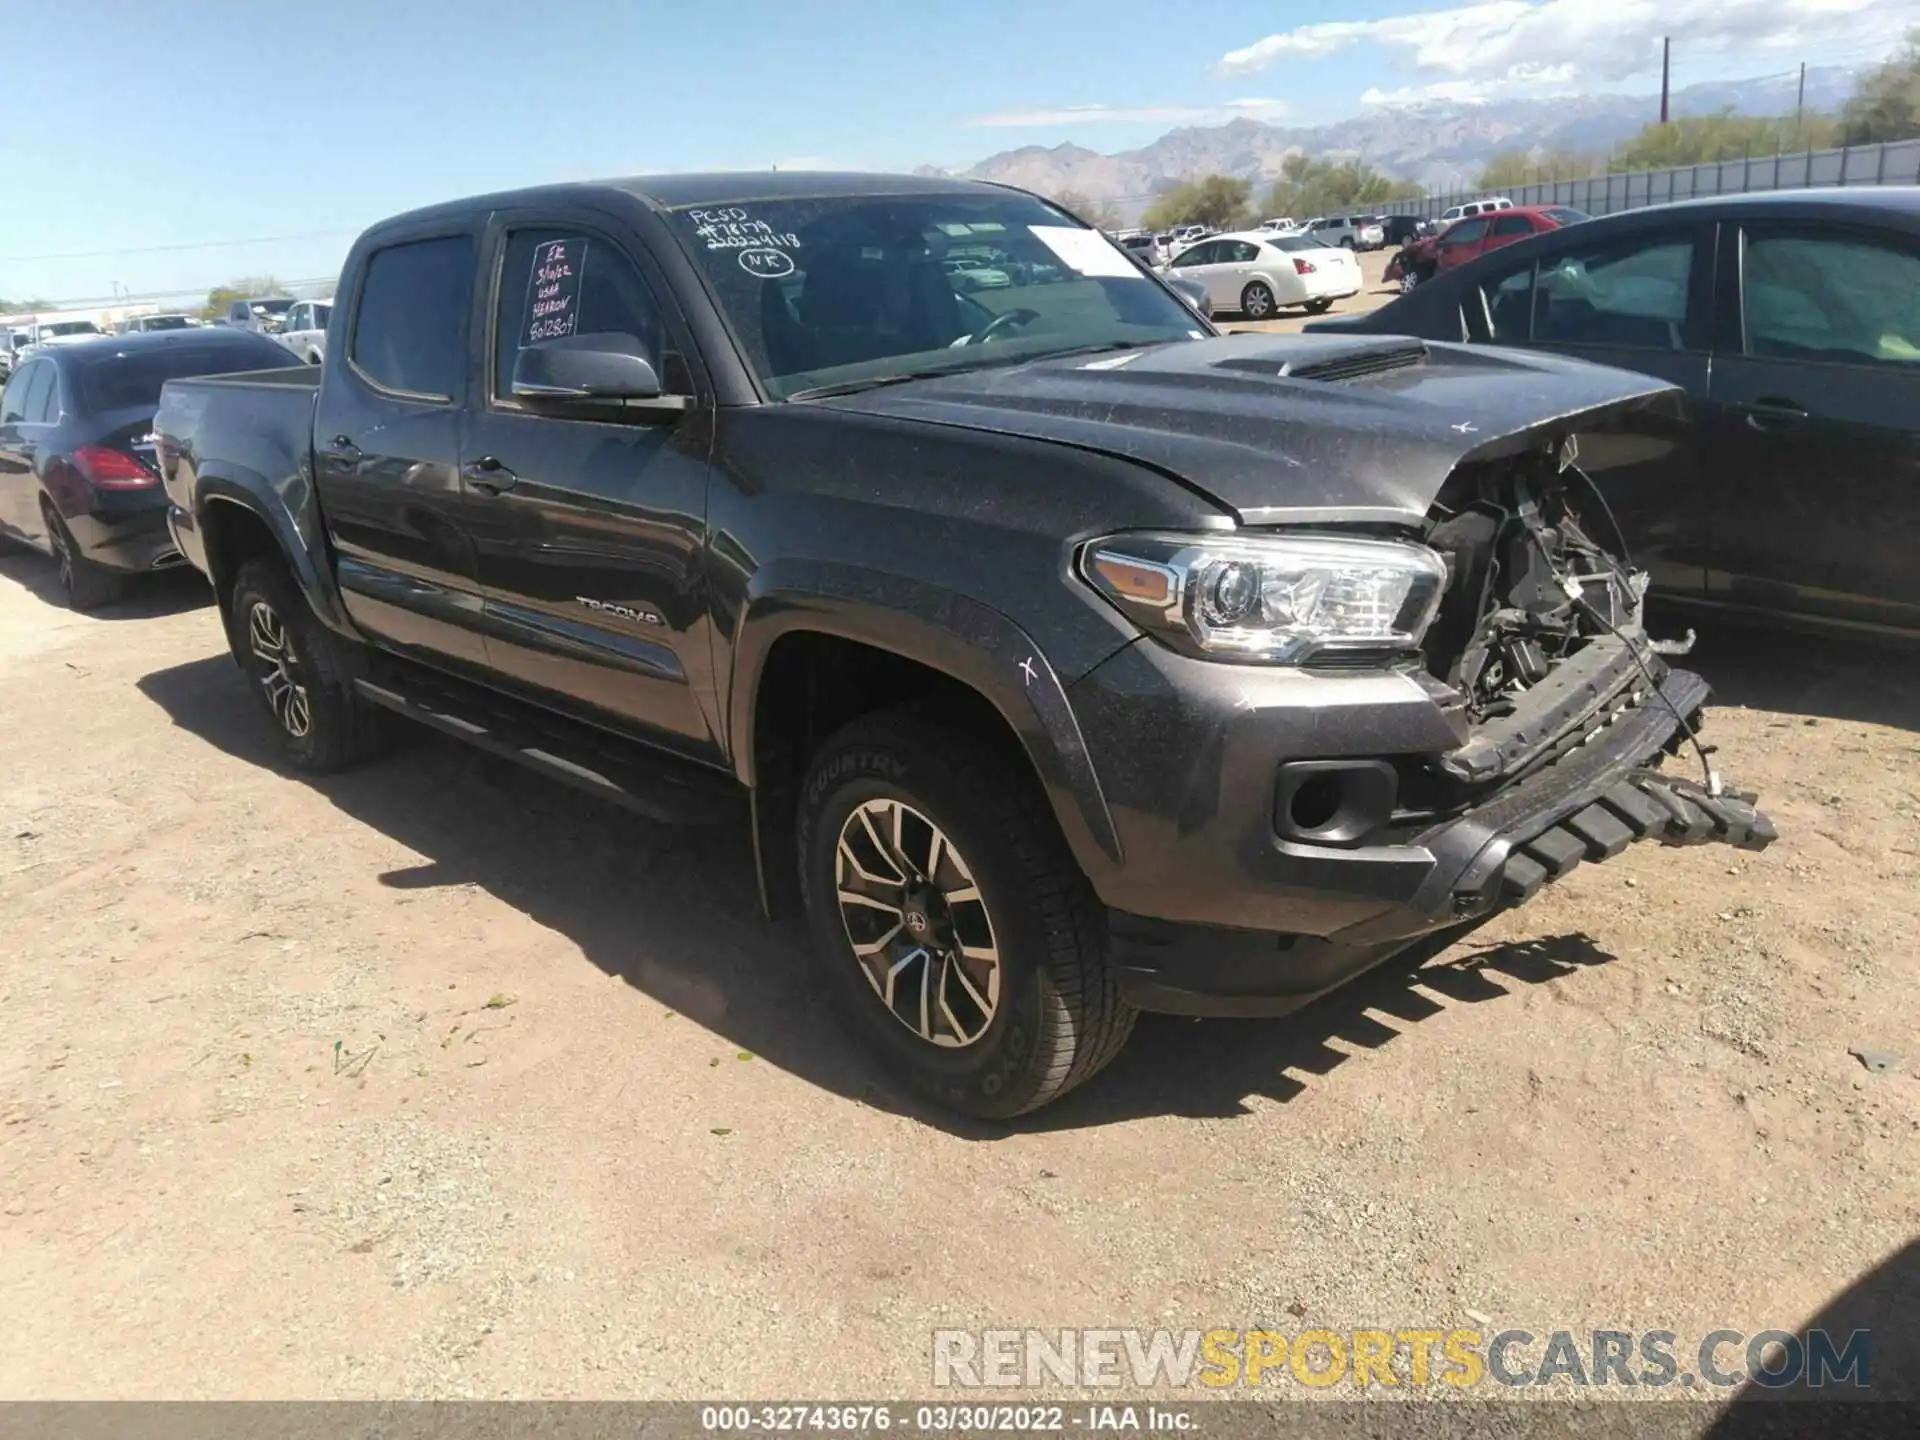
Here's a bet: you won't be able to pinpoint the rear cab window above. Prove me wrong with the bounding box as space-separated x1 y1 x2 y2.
347 235 477 401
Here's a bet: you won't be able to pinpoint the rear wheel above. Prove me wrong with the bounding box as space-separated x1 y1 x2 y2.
43 503 121 611
1240 281 1277 320
1341 237 1356 250
797 706 1134 1119
229 557 388 773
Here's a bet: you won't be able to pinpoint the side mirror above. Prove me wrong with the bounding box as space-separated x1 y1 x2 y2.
511 332 689 412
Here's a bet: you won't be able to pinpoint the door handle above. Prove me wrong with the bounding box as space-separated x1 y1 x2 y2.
322 434 363 464
461 456 517 494
1731 397 1809 431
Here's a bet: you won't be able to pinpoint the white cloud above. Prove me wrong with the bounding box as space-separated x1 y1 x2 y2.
1219 0 1916 99
970 97 1289 128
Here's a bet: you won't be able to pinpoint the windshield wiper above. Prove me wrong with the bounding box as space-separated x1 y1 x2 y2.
786 369 969 402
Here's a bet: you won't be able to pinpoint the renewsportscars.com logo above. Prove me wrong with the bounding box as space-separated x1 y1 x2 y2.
931 1328 1873 1391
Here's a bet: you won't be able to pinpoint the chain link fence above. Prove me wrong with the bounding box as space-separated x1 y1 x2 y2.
1385 137 1920 219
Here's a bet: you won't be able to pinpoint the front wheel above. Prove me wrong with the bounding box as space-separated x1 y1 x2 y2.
229 558 389 773
1303 297 1335 314
1240 281 1277 320
797 707 1135 1118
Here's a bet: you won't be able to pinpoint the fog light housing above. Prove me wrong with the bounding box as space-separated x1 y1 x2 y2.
1273 760 1398 847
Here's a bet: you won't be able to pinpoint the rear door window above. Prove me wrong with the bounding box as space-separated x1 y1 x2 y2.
348 235 477 401
19 362 56 422
1740 230 1920 368
1489 214 1533 239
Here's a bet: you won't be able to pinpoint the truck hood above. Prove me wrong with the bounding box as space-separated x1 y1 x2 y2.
818 334 1683 527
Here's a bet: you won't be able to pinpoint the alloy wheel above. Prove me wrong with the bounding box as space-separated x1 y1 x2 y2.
247 600 313 738
833 797 1001 1048
49 521 73 594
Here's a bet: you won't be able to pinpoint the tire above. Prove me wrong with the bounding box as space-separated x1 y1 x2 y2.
1399 271 1422 294
1240 281 1277 321
797 705 1135 1119
1303 297 1335 315
228 557 387 773
43 503 122 611
1341 237 1356 250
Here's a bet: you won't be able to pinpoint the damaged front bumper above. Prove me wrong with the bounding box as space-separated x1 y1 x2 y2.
1070 639 1775 1018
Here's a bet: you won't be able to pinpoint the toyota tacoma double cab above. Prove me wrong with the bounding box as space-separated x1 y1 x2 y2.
154 173 1774 1118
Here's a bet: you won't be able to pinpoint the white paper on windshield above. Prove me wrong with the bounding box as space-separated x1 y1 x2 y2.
1029 225 1140 278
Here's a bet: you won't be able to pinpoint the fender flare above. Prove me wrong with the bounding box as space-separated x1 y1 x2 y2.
193 464 357 639
728 559 1123 873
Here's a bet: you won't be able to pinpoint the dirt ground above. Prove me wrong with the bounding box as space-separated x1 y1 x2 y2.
2 442 1917 1403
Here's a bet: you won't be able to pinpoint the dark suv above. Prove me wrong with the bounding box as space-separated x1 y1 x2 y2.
153 172 1773 1117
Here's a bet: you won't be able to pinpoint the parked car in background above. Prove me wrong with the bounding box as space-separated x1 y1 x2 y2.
1162 230 1362 318
1388 205 1589 292
1116 232 1166 267
1380 215 1429 247
220 296 297 333
1308 187 1920 640
151 170 1772 1118
1301 215 1386 250
0 330 28 379
16 318 104 358
1257 217 1297 233
275 300 331 364
0 328 299 608
113 313 199 335
1437 197 1515 224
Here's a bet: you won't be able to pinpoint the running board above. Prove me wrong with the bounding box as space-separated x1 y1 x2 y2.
352 673 741 827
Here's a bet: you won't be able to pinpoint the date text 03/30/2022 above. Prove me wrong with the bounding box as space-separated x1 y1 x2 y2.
700 1404 1195 1432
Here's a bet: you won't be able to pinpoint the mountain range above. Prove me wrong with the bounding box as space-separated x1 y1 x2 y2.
925 67 1860 220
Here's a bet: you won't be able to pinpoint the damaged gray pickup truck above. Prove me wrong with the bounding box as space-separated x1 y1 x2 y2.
154 174 1775 1118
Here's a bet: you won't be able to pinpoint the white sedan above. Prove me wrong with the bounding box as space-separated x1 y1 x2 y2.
1159 231 1361 320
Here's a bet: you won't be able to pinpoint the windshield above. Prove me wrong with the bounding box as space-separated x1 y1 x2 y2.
666 190 1208 398
251 299 294 315
1543 207 1591 226
1269 234 1327 253
46 321 100 336
140 315 193 330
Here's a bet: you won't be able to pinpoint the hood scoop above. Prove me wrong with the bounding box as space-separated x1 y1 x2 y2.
1214 339 1429 385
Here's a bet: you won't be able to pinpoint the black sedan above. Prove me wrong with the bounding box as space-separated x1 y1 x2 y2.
1308 186 1920 642
0 328 297 608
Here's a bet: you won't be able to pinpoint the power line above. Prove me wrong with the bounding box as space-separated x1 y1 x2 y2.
0 229 359 264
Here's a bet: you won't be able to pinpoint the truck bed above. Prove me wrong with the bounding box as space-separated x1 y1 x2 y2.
154 366 324 587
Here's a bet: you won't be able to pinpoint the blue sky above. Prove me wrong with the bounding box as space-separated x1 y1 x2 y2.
2 0 1906 306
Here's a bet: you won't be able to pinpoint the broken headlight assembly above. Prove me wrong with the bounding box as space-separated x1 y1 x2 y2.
1080 532 1448 664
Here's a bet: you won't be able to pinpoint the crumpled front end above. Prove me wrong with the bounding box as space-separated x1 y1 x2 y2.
1069 426 1777 1018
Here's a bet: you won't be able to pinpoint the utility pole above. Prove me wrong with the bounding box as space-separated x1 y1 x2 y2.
1659 37 1671 124
1794 61 1806 127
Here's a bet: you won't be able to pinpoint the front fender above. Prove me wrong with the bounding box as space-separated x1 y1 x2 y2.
729 560 1124 877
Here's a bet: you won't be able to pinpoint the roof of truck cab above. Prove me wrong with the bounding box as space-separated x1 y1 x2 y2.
365 171 1023 233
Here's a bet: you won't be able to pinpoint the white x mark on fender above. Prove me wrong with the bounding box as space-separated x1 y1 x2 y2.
1018 655 1038 687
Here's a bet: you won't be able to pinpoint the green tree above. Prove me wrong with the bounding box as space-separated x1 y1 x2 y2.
202 275 285 321
1841 28 1920 144
1142 175 1253 231
1049 189 1123 231
1609 109 1835 171
1475 148 1596 190
1260 154 1421 220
